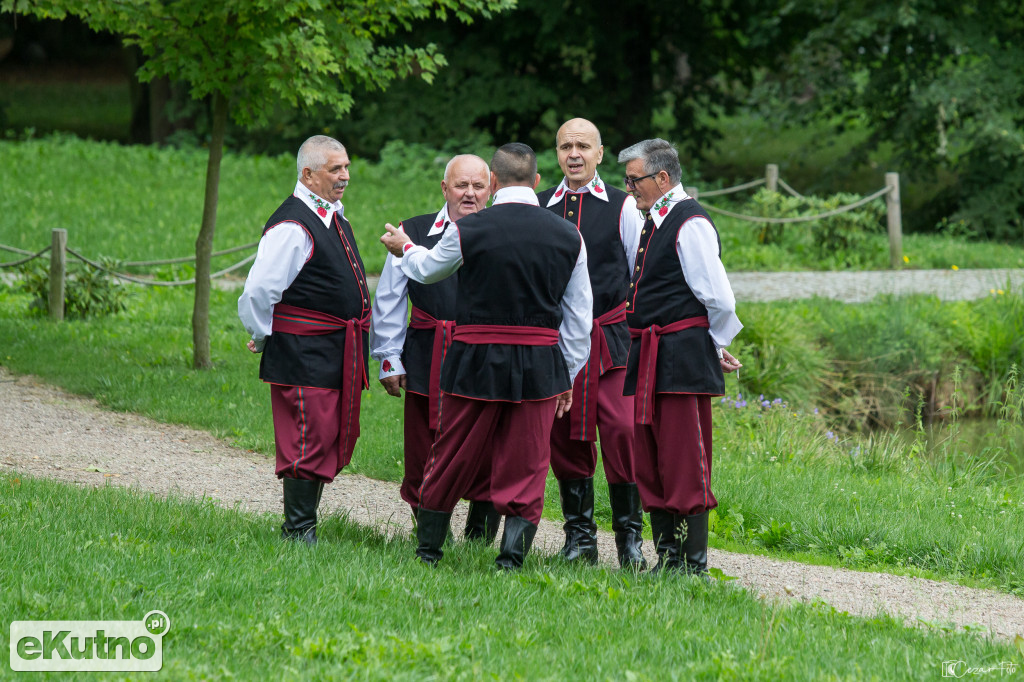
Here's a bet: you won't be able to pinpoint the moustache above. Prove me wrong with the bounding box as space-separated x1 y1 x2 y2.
333 181 349 190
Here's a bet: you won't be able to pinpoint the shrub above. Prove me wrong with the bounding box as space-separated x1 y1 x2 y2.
17 258 129 319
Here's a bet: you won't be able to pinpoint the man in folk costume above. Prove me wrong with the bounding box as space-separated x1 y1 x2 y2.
617 138 743 575
380 143 593 570
371 154 501 544
537 118 647 569
238 135 371 545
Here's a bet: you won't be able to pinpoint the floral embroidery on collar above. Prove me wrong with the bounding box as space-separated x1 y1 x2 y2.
309 193 332 218
591 177 604 194
653 191 675 217
555 187 564 198
434 218 445 228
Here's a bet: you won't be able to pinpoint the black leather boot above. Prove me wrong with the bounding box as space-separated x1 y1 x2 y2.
464 500 501 545
608 483 647 570
416 508 453 565
494 516 538 571
281 478 322 545
678 511 709 575
557 478 598 564
648 509 682 574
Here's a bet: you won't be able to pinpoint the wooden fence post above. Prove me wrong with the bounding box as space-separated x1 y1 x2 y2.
766 164 779 192
885 172 903 269
49 228 67 321
685 186 699 199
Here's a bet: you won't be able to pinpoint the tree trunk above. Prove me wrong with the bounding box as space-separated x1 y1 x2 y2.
191 90 227 370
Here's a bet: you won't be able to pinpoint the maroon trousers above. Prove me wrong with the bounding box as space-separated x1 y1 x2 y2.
401 392 489 510
633 393 717 516
550 368 636 484
271 384 357 482
419 393 556 525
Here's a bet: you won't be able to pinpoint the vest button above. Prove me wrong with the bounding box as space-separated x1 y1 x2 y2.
635 266 640 271
641 230 646 235
629 283 634 288
570 195 577 201
568 211 574 217
639 248 644 253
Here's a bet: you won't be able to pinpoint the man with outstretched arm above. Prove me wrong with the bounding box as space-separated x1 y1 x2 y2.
380 143 593 570
238 135 371 545
617 137 743 575
370 154 501 544
537 117 647 569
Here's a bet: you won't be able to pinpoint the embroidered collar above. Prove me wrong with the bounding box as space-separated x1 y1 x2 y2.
427 204 452 236
493 186 540 206
546 172 609 207
649 183 690 228
293 181 342 227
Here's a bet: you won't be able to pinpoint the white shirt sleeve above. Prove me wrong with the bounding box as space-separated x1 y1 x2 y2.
676 217 743 348
559 237 594 382
619 195 644 273
237 222 312 351
369 251 409 377
399 223 464 284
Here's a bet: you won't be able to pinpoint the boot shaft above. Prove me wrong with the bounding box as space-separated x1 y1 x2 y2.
494 516 538 570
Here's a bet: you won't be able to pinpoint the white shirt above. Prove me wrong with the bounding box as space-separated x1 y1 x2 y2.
398 185 594 382
369 203 453 379
237 181 344 351
647 183 743 348
545 171 645 271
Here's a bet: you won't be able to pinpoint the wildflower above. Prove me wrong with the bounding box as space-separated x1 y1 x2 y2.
813 407 819 414
761 400 770 408
998 289 1005 295
990 289 996 294
903 255 909 263
951 265 959 271
769 456 777 462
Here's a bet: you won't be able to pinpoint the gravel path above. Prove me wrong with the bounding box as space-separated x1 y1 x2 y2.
3 366 1023 642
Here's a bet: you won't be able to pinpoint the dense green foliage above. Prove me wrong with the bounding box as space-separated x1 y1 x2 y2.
3 475 1019 679
17 256 128 318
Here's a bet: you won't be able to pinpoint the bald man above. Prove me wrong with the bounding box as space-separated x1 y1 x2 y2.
537 118 647 569
371 155 501 544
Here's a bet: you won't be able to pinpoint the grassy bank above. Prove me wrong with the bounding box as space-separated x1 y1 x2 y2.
4 136 1024 275
2 284 1023 595
1 474 1019 680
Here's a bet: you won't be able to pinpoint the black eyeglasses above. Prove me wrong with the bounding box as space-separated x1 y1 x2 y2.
624 172 659 190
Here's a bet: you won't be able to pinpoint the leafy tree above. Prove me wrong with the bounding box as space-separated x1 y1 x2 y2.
761 0 1024 240
3 0 513 368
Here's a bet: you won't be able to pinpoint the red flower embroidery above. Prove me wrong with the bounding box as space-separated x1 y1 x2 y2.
555 188 564 198
593 186 604 193
316 207 327 218
435 219 444 228
658 206 669 217
382 360 393 372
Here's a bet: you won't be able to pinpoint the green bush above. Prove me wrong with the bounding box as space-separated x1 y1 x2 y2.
16 258 129 319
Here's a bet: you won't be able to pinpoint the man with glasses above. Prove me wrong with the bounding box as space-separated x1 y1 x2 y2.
238 135 371 545
617 138 743 575
537 118 647 570
380 143 593 570
371 154 501 544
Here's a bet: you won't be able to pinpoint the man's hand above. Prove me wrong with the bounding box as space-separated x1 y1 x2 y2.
246 339 260 353
379 374 407 397
380 223 412 257
720 349 742 374
555 390 573 419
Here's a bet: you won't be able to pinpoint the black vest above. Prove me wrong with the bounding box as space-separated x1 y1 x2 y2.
399 212 459 396
537 184 631 369
259 195 370 389
624 199 724 396
441 202 581 401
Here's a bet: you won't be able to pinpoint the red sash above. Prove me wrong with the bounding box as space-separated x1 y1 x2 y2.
272 303 371 455
629 316 710 425
452 325 559 345
571 301 627 441
409 306 455 431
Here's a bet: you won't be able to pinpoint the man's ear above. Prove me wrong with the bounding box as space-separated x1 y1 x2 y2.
490 172 499 195
532 173 541 190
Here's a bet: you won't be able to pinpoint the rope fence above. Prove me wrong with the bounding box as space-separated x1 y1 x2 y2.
0 164 904 321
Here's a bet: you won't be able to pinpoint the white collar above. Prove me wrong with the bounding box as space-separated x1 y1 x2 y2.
293 181 343 228
493 186 540 206
545 172 610 207
427 204 453 236
649 183 690 228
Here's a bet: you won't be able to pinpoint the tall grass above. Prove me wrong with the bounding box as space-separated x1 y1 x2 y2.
1 474 1019 680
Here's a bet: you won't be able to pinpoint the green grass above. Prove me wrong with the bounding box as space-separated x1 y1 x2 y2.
2 474 1020 680
3 284 1024 595
4 135 1024 275
0 82 133 142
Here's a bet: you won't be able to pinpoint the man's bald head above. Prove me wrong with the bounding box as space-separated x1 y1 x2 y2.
442 154 490 222
555 118 604 190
